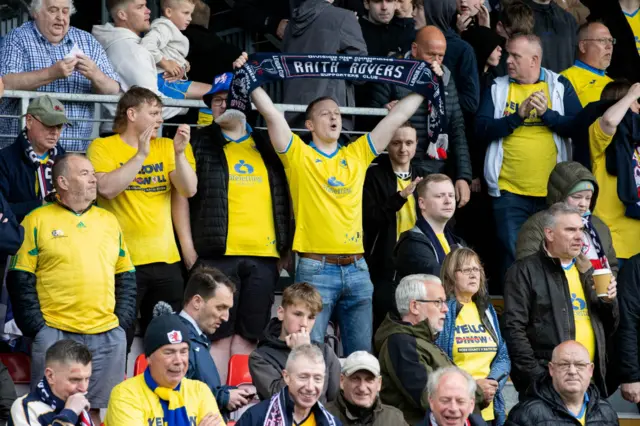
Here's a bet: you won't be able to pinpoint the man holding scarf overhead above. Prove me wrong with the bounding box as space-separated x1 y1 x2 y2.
224 51 441 355
105 312 224 425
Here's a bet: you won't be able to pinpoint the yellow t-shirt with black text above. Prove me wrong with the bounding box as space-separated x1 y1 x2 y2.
565 264 596 361
561 64 613 107
9 202 134 334
104 374 221 426
589 120 640 258
396 177 416 239
452 301 498 421
278 134 378 254
625 9 640 55
86 134 196 266
498 81 557 197
223 134 278 257
436 233 451 255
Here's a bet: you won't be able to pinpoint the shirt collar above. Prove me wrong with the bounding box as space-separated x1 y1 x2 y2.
510 68 546 84
179 310 204 337
222 123 253 143
29 20 73 46
574 60 606 77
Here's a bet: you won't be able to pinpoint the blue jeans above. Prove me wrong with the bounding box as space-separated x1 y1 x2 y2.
296 256 373 355
492 191 546 287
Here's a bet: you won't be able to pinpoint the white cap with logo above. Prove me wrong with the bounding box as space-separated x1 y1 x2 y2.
341 351 381 377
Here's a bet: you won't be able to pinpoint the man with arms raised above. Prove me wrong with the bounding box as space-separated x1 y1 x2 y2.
238 344 340 426
249 54 431 354
10 340 94 426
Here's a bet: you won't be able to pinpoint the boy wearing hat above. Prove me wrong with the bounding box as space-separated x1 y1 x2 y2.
0 95 68 223
173 72 291 383
105 313 223 425
325 351 408 426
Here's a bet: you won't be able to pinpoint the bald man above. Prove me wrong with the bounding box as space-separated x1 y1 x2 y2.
369 26 472 208
506 341 618 425
561 22 615 106
475 33 582 289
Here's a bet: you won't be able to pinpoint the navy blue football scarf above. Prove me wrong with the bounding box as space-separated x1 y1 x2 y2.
217 52 445 144
416 215 456 265
34 378 93 425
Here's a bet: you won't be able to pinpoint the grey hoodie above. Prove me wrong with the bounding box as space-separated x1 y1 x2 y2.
282 0 367 130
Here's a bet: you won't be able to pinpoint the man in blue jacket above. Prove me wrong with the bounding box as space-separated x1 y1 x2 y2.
178 265 254 418
0 95 67 223
475 33 582 288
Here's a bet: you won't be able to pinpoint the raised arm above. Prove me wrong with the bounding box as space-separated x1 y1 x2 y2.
251 87 293 153
168 125 197 198
370 92 424 153
599 83 640 136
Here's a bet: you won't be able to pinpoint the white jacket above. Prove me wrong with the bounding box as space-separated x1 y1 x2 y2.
91 23 186 131
140 17 190 71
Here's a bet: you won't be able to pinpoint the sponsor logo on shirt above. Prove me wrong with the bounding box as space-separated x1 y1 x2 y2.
230 160 263 184
572 293 587 312
324 177 351 195
328 177 344 187
52 229 66 238
234 160 254 174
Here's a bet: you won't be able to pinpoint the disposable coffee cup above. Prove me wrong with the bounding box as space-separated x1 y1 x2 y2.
593 269 611 298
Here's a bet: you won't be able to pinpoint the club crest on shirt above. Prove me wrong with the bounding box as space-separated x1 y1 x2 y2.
51 229 66 238
167 330 183 344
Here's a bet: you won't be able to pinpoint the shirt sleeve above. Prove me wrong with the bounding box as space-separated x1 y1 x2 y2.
115 228 135 274
9 213 38 274
86 138 118 174
196 381 222 422
140 24 174 65
345 133 378 166
277 133 308 171
104 384 147 426
0 31 25 76
589 119 614 159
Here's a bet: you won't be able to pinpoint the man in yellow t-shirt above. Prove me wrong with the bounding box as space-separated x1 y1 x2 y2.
502 203 618 397
560 22 614 107
476 33 582 289
86 87 197 351
250 72 427 354
363 122 424 332
7 154 136 424
172 74 292 381
105 312 223 425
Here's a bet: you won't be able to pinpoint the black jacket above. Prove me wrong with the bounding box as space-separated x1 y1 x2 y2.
369 62 472 183
0 361 16 422
358 16 415 58
505 375 618 426
522 0 577 73
580 0 640 83
393 224 465 282
189 124 292 259
614 253 640 383
232 0 290 37
503 249 619 397
0 191 23 257
363 155 426 283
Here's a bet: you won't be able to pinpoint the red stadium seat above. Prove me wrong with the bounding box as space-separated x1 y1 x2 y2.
133 354 148 376
0 352 31 384
227 422 236 426
226 354 252 387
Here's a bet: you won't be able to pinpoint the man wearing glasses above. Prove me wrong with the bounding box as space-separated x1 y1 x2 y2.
506 340 618 425
561 22 615 107
0 96 68 224
374 274 485 425
503 202 618 399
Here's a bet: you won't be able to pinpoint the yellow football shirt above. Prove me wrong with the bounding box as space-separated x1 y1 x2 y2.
452 302 498 421
498 81 557 197
297 412 316 426
223 134 278 257
104 374 221 426
561 63 613 107
436 233 451 255
625 9 640 55
396 177 417 239
86 134 196 266
9 202 134 334
278 133 378 254
565 264 596 361
589 120 640 258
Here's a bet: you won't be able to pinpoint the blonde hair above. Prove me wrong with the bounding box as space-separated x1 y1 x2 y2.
161 0 196 9
440 248 487 301
282 282 323 316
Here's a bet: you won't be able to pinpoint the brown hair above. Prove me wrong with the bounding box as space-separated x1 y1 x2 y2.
440 247 488 301
183 266 236 306
112 86 162 134
282 282 323 315
416 173 453 198
601 79 632 102
499 1 535 35
107 0 133 18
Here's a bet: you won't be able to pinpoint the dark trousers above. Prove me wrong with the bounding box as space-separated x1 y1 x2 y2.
126 262 184 351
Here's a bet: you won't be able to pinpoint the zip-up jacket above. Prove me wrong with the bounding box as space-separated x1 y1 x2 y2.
189 123 292 258
503 248 619 397
325 392 408 426
614 254 640 384
475 69 583 197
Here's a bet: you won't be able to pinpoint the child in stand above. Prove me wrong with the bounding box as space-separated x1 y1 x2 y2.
141 0 212 100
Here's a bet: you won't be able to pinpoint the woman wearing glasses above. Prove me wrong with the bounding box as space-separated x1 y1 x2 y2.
435 248 510 425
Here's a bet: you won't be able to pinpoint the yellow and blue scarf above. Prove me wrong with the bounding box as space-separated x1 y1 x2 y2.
144 368 190 426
